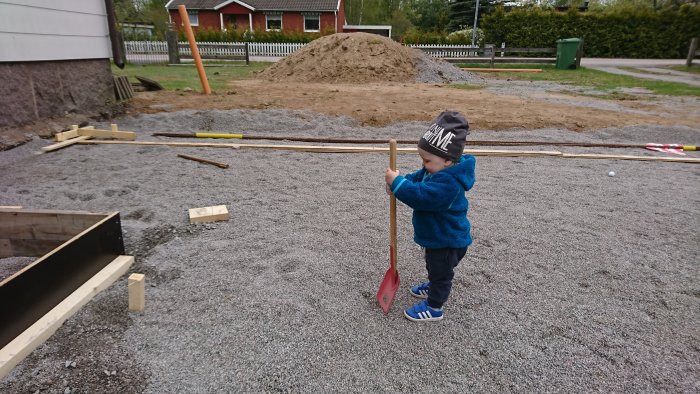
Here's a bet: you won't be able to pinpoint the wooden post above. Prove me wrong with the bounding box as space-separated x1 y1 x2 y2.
128 273 145 312
575 37 584 69
178 5 211 94
244 42 250 65
167 28 180 65
687 37 698 67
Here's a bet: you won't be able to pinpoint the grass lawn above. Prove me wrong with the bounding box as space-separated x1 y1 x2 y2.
111 62 271 91
454 63 700 97
668 64 700 74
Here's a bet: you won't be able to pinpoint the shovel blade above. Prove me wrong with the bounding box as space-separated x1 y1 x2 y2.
376 266 400 314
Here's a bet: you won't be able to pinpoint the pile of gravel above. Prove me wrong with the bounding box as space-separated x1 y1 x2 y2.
1 109 698 392
415 52 484 84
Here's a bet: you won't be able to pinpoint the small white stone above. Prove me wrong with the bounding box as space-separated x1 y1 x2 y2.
608 171 616 177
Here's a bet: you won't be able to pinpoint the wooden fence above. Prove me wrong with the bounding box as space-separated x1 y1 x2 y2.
123 41 564 66
125 41 304 64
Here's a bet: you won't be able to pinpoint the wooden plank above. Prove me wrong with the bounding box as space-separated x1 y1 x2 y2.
128 273 145 311
0 238 64 258
76 140 700 164
41 135 92 152
77 140 564 157
0 212 124 348
188 205 230 224
113 76 126 100
462 68 543 72
0 206 22 209
0 209 106 241
562 153 700 163
77 128 136 140
54 125 79 142
0 255 133 379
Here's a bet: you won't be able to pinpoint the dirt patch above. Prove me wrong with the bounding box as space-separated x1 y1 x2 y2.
124 81 700 131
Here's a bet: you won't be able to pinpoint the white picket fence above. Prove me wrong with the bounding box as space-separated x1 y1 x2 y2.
407 44 481 58
124 41 479 64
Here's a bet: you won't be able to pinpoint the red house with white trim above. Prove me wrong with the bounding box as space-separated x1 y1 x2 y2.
165 0 345 34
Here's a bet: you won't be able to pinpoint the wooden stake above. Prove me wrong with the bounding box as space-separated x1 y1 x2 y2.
177 154 229 168
128 273 145 312
178 5 211 95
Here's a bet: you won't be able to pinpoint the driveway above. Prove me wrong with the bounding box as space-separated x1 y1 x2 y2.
579 58 700 86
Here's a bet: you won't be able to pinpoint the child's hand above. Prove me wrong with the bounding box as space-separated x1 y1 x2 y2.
385 168 399 187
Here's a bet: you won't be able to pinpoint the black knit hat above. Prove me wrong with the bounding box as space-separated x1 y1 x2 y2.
417 111 470 162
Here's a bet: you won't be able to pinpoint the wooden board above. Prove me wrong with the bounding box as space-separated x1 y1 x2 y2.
77 140 564 157
54 126 79 142
0 209 106 241
42 135 92 152
0 238 64 258
0 255 133 379
128 273 145 311
77 128 136 140
76 140 700 163
562 153 700 163
462 68 543 72
188 205 230 224
0 211 125 349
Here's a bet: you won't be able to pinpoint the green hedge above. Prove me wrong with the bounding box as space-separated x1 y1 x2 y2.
482 6 700 58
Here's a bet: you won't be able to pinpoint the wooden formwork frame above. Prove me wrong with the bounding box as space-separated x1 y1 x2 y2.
0 209 132 378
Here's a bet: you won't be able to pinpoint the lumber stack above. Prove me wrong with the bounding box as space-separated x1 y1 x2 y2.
43 124 136 152
113 76 134 100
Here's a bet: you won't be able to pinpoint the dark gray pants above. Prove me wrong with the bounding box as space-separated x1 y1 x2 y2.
425 247 468 309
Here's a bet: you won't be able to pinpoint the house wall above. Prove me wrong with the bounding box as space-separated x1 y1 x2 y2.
0 1 116 129
171 8 342 33
0 0 112 62
336 0 346 32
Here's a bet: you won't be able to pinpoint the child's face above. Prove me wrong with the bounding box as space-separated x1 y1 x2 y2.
418 148 453 174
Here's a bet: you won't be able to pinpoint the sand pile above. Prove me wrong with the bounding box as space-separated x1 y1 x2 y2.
259 32 477 84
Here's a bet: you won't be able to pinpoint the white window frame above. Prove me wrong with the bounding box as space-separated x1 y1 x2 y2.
303 14 320 32
187 10 199 26
265 14 282 31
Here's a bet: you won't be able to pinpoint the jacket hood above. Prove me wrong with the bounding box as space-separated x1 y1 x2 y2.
441 154 476 191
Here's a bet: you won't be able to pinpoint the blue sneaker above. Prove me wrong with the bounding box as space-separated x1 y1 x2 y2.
404 300 444 322
409 282 430 299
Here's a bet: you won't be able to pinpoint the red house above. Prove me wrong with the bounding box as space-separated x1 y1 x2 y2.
165 0 345 34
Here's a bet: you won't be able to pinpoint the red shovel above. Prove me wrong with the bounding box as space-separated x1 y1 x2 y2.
377 139 400 314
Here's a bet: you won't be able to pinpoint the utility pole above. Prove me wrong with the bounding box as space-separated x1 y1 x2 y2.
471 0 481 47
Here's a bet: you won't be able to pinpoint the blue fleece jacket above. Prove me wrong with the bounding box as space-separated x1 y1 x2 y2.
390 155 476 249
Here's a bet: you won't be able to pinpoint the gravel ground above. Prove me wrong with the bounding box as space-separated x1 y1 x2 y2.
1 109 699 393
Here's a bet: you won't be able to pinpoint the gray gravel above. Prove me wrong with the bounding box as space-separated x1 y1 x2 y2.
415 53 484 84
1 109 699 392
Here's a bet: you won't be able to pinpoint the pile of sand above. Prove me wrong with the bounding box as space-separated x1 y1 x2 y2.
258 33 421 83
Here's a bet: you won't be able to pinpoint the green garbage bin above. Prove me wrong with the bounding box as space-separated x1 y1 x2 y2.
556 38 581 70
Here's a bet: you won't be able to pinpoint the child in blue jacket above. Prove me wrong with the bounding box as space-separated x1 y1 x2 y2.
385 111 475 321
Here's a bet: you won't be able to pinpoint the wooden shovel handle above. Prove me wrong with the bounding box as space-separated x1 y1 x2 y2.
389 139 397 273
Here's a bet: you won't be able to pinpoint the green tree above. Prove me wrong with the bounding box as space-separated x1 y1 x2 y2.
408 0 450 32
114 0 139 22
447 0 493 32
